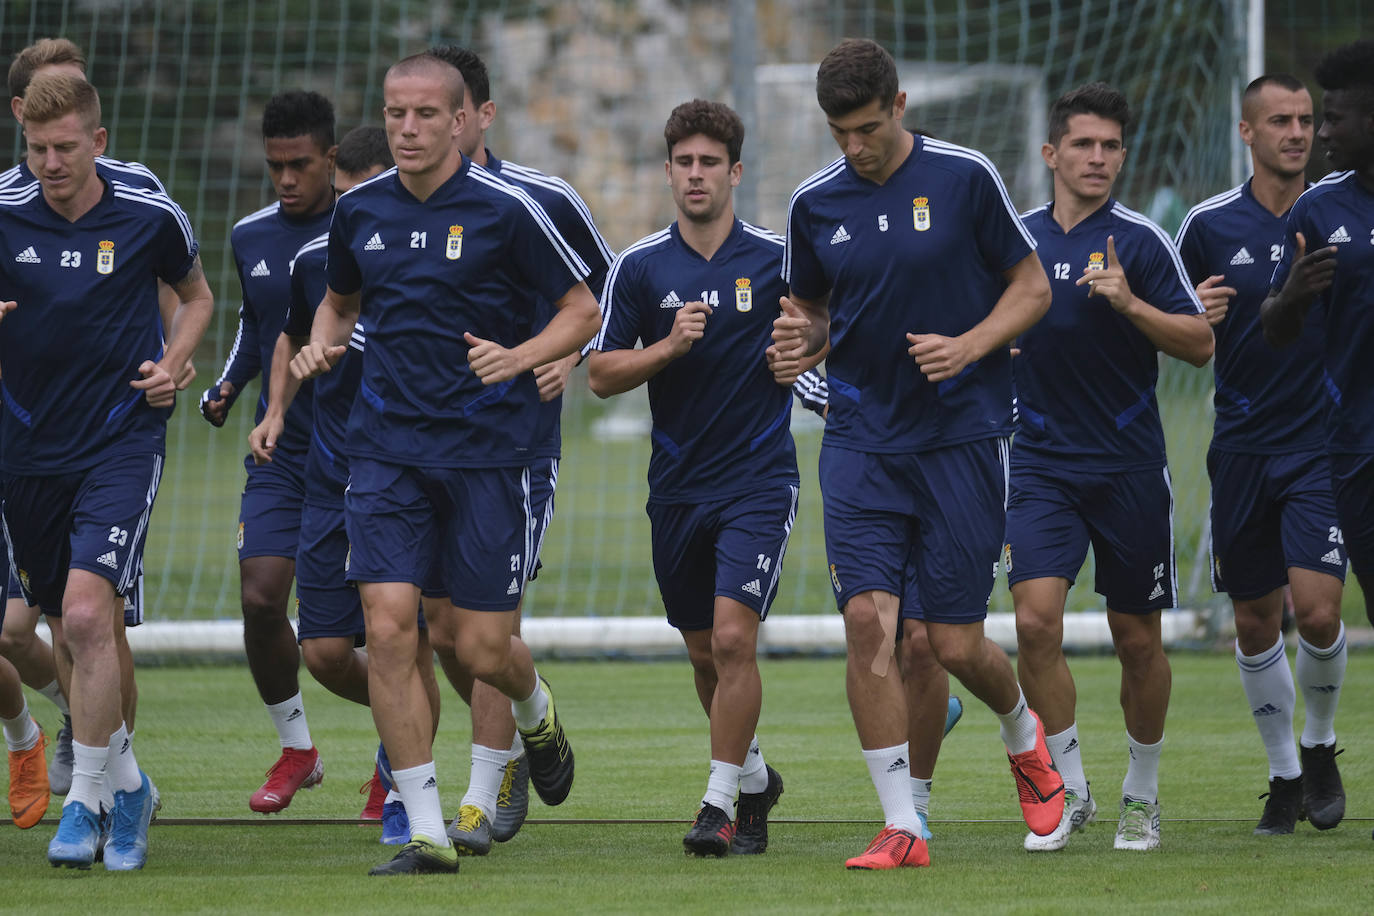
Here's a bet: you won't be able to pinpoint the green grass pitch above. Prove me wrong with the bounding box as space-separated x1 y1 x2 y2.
3 653 1373 912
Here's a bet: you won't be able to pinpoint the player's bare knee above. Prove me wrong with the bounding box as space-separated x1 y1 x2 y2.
453 631 509 682
1294 602 1342 648
1014 605 1064 663
58 604 112 654
301 640 347 681
709 623 757 672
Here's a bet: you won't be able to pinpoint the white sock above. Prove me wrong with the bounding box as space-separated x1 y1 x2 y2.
508 733 525 758
910 776 932 819
862 743 920 834
511 676 549 731
65 739 108 812
996 690 1037 755
1046 724 1089 797
106 723 142 794
1297 622 1346 749
393 761 449 846
1 701 40 752
1122 734 1162 803
37 679 70 717
460 744 507 819
702 760 741 818
266 692 313 750
1236 636 1300 779
739 736 768 794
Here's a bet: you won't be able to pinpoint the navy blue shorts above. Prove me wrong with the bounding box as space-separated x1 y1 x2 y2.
646 482 799 631
820 439 1006 624
2 454 162 614
1330 453 1374 578
296 501 363 642
527 458 558 583
237 457 305 561
346 459 534 612
1004 463 1175 614
1209 448 1346 599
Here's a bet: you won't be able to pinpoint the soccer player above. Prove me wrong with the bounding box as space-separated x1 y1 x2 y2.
1008 83 1212 853
2 573 49 828
247 125 439 842
291 51 599 875
588 99 790 857
1 37 181 801
0 71 212 868
1176 74 1347 835
202 91 337 814
1261 39 1374 827
422 44 616 856
770 38 1060 869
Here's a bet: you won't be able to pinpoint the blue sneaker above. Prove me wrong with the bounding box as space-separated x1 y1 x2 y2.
915 810 933 841
48 800 101 868
381 799 410 845
375 743 395 793
104 772 154 870
944 696 963 736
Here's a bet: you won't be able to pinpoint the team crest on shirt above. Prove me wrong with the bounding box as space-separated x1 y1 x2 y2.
735 278 752 313
1087 251 1106 271
96 240 115 275
446 225 464 260
236 522 244 550
912 197 931 231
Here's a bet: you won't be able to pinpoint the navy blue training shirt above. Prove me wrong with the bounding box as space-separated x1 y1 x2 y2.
593 218 798 503
1013 199 1203 471
1271 171 1374 454
0 178 198 474
325 159 589 468
1176 179 1325 454
783 135 1035 453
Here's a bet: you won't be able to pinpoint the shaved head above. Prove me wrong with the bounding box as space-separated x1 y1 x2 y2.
385 52 464 111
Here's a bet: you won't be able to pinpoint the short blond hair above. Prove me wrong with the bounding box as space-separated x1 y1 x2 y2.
21 71 100 131
8 38 86 100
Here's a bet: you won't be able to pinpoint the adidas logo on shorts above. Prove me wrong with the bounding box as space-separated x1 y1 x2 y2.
1148 582 1165 601
830 225 851 245
96 551 119 570
1229 247 1254 265
1321 548 1343 565
250 258 270 277
364 232 386 251
507 577 521 595
741 579 762 597
1328 225 1352 244
658 289 684 309
14 245 40 263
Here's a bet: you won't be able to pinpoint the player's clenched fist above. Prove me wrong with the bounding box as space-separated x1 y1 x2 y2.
666 300 712 358
907 332 976 383
291 341 345 380
1194 274 1236 327
131 360 176 408
465 331 525 385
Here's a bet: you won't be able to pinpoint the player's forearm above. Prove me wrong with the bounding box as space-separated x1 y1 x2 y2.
962 266 1051 361
1260 288 1309 347
509 290 601 374
309 289 360 350
218 305 262 386
1125 301 1214 366
587 341 677 398
162 290 214 375
263 333 306 422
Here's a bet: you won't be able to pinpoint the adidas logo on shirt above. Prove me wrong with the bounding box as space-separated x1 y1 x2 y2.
1148 582 1165 601
830 225 851 245
507 577 521 595
364 233 386 251
741 579 762 597
1328 225 1352 244
14 246 40 264
249 259 270 277
96 551 119 570
658 290 684 309
1321 548 1343 565
1229 247 1254 265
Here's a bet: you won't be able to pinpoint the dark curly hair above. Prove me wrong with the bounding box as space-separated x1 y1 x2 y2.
664 99 745 165
262 89 335 151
